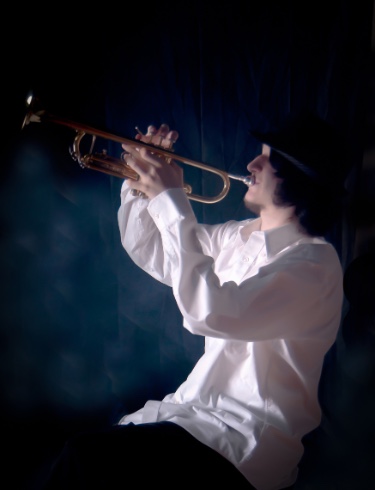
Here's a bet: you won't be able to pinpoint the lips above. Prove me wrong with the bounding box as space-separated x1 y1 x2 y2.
249 174 256 185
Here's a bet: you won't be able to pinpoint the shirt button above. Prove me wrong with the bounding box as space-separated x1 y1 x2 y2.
243 256 250 262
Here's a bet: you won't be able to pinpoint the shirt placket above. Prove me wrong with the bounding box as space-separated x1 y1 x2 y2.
231 233 266 283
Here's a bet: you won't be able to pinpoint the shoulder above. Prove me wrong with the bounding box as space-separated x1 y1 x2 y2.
296 237 341 266
264 237 343 281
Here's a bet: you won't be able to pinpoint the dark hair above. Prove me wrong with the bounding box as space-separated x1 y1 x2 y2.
269 150 343 237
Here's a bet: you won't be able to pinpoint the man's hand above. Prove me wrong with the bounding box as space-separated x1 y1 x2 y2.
122 124 183 200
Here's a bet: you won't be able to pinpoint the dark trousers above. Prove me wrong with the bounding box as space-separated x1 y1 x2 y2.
42 421 255 489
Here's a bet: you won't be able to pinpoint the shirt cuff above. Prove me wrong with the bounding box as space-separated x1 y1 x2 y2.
147 188 195 229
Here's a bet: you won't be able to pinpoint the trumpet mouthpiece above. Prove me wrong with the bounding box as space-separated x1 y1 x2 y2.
228 174 255 187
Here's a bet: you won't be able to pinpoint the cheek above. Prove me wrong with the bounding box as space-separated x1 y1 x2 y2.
264 173 280 192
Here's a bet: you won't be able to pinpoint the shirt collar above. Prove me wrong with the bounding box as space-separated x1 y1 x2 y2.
240 218 308 258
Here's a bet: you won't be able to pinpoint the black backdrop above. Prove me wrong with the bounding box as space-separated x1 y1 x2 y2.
2 1 375 489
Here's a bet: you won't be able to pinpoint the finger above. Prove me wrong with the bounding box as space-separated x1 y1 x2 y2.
162 130 179 149
124 152 150 176
147 125 158 137
138 147 166 167
122 143 134 154
157 124 170 137
124 161 147 199
122 141 144 156
125 176 148 199
130 123 178 149
128 151 167 182
148 124 169 146
123 143 163 173
130 188 148 199
133 125 157 145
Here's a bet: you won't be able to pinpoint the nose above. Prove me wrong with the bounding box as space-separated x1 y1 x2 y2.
247 154 264 173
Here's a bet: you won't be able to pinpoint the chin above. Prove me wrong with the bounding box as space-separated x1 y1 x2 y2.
244 197 260 215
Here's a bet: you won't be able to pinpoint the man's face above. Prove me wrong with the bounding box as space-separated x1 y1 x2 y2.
243 144 282 214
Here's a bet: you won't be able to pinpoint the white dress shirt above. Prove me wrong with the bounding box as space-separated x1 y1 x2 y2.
117 185 343 490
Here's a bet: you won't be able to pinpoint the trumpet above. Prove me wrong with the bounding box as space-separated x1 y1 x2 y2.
22 95 254 204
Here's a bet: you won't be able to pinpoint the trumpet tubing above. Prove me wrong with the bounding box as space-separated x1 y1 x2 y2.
22 95 253 204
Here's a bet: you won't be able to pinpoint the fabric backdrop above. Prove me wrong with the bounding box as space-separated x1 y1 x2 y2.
2 1 374 489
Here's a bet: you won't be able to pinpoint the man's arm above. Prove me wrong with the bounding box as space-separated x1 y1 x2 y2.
147 188 343 343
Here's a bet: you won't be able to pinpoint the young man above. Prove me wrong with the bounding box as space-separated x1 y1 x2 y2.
44 114 347 490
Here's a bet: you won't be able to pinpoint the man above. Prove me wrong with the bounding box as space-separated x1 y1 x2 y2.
44 113 348 490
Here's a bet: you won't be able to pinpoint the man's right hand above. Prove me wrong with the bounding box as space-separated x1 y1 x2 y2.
122 124 183 200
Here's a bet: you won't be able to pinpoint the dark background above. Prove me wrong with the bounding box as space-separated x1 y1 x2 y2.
2 1 375 488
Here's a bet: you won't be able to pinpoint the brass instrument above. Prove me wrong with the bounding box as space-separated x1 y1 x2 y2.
22 95 254 204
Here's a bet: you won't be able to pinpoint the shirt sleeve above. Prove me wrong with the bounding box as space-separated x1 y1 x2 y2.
119 184 343 343
117 182 175 285
117 182 241 284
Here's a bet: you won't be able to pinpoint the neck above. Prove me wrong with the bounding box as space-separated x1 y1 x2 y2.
259 206 296 231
